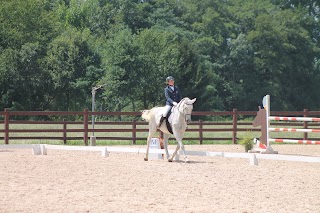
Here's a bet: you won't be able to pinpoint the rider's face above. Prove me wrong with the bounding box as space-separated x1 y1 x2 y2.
168 80 174 86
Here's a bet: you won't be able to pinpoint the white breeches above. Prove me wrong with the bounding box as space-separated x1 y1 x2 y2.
163 105 172 117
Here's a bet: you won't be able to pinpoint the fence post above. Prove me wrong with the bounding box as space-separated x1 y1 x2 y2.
199 120 203 145
63 118 67 144
132 120 137 145
83 108 88 146
303 109 309 140
232 108 238 144
4 108 9 144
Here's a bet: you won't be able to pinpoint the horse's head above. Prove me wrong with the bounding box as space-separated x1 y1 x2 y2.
178 97 197 123
253 106 266 127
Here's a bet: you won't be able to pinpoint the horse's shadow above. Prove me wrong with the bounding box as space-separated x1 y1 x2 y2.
175 160 206 164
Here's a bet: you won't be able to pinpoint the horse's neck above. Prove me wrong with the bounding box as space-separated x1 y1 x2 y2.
172 107 186 125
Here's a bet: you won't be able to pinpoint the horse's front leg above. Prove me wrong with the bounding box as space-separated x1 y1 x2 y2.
168 142 180 162
179 140 189 163
168 128 182 162
163 133 170 160
168 130 188 163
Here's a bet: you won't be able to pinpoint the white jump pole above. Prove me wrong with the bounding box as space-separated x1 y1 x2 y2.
265 95 320 148
269 128 320 133
269 116 320 122
269 138 320 145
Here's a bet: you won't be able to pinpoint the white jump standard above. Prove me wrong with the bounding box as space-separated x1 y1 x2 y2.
252 95 320 154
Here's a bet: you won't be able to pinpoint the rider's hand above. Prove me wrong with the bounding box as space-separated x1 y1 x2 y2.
173 102 177 106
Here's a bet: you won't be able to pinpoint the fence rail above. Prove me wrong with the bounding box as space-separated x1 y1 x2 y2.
1 108 320 145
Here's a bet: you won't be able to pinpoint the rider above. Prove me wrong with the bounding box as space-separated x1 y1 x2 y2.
158 76 182 127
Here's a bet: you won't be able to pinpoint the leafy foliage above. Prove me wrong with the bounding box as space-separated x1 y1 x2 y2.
1 0 320 114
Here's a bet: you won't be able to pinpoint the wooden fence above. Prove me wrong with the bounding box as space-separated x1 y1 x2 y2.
1 108 320 145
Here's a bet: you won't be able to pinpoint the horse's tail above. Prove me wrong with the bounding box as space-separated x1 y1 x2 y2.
141 110 151 121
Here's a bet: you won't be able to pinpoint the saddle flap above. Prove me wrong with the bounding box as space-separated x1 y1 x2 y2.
165 117 173 134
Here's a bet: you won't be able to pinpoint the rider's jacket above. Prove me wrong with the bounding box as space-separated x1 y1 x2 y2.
165 85 182 106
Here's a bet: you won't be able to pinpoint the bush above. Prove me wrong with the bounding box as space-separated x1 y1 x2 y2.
238 135 254 152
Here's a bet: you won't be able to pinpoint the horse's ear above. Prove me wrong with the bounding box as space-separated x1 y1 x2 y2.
190 98 196 104
185 97 196 104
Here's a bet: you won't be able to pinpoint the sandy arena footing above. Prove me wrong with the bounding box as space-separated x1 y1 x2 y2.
0 144 320 213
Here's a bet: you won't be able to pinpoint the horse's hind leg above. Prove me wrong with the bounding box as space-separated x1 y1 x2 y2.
144 132 152 161
144 124 157 161
144 132 151 161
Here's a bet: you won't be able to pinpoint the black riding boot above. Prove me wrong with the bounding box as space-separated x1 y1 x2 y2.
158 116 166 127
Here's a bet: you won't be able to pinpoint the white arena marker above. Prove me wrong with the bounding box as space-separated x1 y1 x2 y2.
101 147 109 157
32 144 42 155
41 144 47 155
256 154 320 163
249 154 258 166
185 150 207 156
149 138 162 160
107 147 141 153
206 151 224 157
0 144 33 149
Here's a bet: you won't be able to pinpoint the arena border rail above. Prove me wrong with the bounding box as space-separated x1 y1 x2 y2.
1 144 320 165
2 108 320 145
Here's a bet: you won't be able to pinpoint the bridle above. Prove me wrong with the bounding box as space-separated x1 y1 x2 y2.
175 98 193 123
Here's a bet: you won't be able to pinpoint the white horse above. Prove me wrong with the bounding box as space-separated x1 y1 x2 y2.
142 97 197 162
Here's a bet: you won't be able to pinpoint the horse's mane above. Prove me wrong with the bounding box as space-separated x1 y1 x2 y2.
176 97 190 109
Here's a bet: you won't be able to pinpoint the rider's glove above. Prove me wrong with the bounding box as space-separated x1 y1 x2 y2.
173 102 177 106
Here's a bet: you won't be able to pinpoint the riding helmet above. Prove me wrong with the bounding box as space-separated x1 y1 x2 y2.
166 76 174 83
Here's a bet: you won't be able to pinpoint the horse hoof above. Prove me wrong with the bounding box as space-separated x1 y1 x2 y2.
144 158 148 161
168 159 173 162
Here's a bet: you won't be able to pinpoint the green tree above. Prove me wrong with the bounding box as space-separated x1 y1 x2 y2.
0 0 60 110
45 28 102 111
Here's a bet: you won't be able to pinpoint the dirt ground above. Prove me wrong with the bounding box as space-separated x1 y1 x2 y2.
0 144 320 213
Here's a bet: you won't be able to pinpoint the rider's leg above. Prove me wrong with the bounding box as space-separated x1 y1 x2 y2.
158 105 171 127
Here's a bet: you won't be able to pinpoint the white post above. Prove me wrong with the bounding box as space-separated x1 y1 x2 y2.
91 87 96 137
101 147 109 157
32 144 42 155
265 95 270 147
90 88 97 146
41 144 47 155
263 95 278 154
249 154 258 166
90 84 107 145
